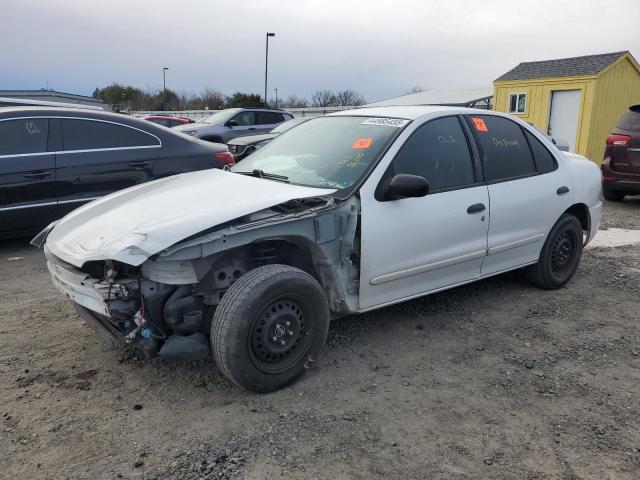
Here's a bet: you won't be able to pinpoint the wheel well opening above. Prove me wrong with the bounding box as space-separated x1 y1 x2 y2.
248 240 319 278
564 203 590 232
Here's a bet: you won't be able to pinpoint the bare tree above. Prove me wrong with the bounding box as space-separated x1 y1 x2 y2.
311 90 337 107
334 89 366 106
199 87 225 110
280 95 309 108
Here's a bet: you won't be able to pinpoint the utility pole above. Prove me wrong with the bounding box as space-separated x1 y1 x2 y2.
264 32 275 107
274 88 278 109
163 67 169 111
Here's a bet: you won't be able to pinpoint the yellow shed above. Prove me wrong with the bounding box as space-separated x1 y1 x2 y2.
493 51 640 163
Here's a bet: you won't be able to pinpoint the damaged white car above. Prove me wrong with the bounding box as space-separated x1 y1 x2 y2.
34 106 602 392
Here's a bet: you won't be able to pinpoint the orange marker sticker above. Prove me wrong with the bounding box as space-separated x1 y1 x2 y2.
352 138 372 149
471 117 488 132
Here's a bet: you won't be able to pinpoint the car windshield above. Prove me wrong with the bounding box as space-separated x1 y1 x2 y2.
270 118 306 134
197 109 239 125
231 116 408 189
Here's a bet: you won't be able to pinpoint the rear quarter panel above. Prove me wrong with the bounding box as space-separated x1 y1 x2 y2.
152 133 225 177
561 152 602 208
561 152 603 242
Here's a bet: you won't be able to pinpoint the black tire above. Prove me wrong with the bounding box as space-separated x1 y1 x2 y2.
211 264 330 393
603 187 625 202
526 213 583 290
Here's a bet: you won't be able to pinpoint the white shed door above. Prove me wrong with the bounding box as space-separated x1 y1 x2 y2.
548 90 581 152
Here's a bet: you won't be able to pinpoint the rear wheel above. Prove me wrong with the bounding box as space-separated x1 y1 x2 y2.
526 214 583 290
211 264 330 393
603 187 625 202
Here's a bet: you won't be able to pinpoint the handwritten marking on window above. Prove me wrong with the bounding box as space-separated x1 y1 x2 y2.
492 137 520 147
337 151 364 168
437 135 456 144
24 122 41 135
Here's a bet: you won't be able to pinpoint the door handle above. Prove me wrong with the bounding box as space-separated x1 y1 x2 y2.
556 186 570 195
128 161 150 169
23 171 52 179
248 127 256 130
467 203 486 214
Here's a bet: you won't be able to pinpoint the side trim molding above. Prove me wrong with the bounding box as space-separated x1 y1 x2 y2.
487 233 545 256
370 249 486 286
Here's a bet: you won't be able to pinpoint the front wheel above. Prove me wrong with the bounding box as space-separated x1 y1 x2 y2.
525 213 583 290
211 264 330 393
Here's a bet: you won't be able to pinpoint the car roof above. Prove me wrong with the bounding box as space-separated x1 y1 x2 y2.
328 105 496 120
0 106 133 120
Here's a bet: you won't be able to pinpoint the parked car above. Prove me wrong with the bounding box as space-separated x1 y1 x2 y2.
173 107 293 143
228 117 309 161
0 106 234 239
601 104 640 201
141 114 194 128
35 106 602 393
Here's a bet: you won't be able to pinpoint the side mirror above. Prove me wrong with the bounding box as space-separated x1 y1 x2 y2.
226 120 238 128
383 174 429 200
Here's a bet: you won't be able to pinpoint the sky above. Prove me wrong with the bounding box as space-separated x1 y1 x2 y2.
2 0 639 103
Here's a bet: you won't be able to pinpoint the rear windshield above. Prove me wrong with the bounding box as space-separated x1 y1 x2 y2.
231 116 408 189
617 107 640 132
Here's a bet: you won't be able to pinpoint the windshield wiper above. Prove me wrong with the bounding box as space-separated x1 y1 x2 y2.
235 169 289 183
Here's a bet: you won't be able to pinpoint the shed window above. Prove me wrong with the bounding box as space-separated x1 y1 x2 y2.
508 93 527 114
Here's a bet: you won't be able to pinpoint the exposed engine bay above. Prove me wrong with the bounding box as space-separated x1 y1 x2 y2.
42 195 361 360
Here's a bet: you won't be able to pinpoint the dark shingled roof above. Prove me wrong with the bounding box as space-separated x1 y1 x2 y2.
496 51 628 81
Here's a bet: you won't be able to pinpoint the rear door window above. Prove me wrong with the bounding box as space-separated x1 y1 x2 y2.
256 112 284 125
524 130 557 174
61 119 158 150
0 118 49 155
465 115 536 182
388 116 476 191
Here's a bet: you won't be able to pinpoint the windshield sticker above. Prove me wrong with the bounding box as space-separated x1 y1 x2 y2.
361 118 409 128
471 117 488 132
352 138 372 149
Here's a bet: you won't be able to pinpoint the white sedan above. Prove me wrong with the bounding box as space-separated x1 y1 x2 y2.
35 106 602 392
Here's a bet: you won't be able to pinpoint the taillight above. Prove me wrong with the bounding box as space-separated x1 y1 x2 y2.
605 134 631 146
215 151 235 166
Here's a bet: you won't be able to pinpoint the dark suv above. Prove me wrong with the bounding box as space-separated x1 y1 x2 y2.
601 105 640 201
0 107 234 239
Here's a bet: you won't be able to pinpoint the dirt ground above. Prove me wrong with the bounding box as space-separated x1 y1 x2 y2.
1 197 639 480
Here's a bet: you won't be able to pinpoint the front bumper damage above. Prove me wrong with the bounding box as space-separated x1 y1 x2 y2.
45 245 210 360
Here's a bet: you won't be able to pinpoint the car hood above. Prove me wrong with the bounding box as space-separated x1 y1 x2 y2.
46 169 336 268
173 122 214 132
229 133 277 146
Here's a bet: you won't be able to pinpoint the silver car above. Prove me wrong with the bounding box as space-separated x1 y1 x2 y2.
173 108 293 143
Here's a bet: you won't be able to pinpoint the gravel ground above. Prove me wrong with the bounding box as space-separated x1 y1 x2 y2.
1 197 639 480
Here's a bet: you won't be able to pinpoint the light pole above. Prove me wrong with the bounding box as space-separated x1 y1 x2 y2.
162 67 169 111
264 32 275 107
274 88 278 109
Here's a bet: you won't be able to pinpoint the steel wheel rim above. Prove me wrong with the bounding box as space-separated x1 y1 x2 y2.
249 296 313 374
551 230 576 274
